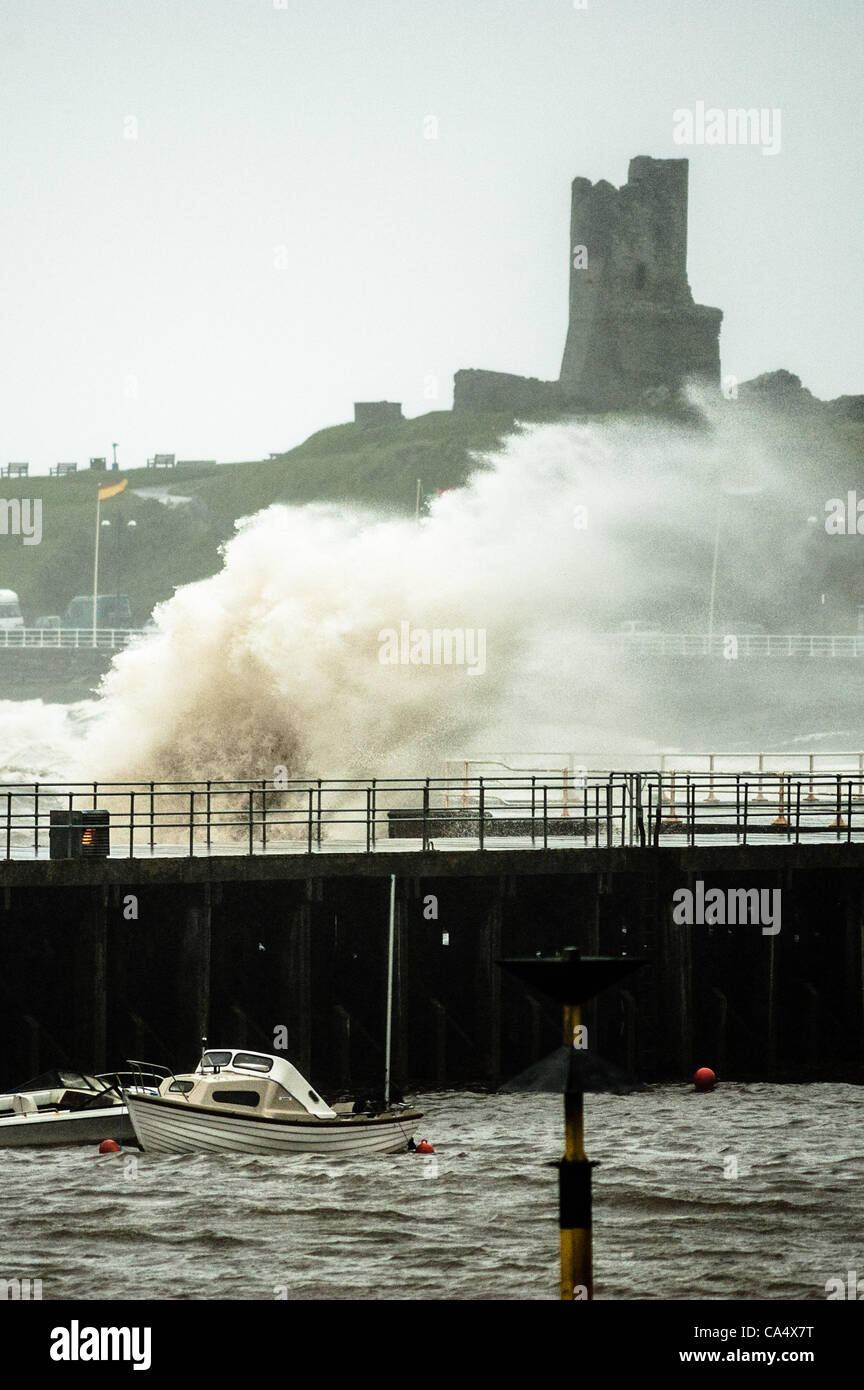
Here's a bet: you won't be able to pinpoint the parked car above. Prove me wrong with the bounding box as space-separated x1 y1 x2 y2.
63 595 132 629
34 614 62 629
0 589 24 629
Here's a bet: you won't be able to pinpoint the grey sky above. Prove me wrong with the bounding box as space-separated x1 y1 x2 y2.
0 0 861 473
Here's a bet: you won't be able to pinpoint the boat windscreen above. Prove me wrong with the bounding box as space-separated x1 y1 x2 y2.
2 1070 64 1094
233 1052 273 1073
2 1069 104 1094
58 1072 109 1091
201 1051 232 1069
60 1087 120 1112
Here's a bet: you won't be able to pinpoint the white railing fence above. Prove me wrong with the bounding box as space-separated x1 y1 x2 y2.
596 633 864 657
0 628 149 651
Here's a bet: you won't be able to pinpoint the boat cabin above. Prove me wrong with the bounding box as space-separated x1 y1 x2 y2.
158 1049 338 1120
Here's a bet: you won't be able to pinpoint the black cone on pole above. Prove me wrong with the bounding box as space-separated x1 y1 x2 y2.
497 946 647 1301
499 1044 646 1095
498 945 644 1005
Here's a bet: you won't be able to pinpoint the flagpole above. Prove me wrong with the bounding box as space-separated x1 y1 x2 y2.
384 873 396 1108
91 479 127 647
92 490 101 649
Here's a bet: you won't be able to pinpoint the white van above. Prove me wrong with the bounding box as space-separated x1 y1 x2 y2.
0 589 24 629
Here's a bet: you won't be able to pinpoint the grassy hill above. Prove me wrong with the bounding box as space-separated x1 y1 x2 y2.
4 397 864 634
0 410 521 625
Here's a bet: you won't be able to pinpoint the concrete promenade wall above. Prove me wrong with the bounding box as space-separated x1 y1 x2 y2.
2 843 863 1091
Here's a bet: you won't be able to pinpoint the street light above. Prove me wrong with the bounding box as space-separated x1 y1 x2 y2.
98 517 137 599
706 480 765 647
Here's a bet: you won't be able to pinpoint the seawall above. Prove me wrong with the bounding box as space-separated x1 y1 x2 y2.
2 843 862 1091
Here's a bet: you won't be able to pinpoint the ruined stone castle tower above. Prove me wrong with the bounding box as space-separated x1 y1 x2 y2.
454 156 722 413
560 157 722 406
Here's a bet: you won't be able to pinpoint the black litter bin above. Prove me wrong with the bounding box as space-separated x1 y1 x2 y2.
49 809 110 859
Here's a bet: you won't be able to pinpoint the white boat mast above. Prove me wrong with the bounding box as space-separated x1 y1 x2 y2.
384 874 396 1108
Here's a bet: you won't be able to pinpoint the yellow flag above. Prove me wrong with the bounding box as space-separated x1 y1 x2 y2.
98 478 128 502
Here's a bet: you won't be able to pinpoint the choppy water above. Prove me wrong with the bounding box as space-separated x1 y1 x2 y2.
1 1085 862 1301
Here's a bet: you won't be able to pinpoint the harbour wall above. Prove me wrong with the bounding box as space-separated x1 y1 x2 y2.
0 649 112 702
1 844 863 1091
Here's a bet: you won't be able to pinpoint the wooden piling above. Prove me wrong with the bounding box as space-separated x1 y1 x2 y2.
176 888 211 1058
474 891 503 1086
282 899 312 1077
430 998 447 1087
659 866 692 1074
332 1005 351 1090
72 886 107 1071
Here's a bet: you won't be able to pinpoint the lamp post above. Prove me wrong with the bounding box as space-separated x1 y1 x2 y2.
706 480 764 649
100 517 137 596
91 478 129 645
498 946 646 1300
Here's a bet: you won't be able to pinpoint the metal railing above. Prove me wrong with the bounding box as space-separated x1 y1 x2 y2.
0 627 148 650
3 631 861 658
451 751 864 779
3 771 864 860
596 633 864 657
3 630 860 657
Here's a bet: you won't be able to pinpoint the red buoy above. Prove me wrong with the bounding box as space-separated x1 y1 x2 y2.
693 1067 716 1092
415 1139 435 1154
98 1138 121 1154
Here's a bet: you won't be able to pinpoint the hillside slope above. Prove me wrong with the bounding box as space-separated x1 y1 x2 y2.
0 411 520 624
3 392 864 635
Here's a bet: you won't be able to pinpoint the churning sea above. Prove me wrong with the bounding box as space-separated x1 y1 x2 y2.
2 1085 861 1301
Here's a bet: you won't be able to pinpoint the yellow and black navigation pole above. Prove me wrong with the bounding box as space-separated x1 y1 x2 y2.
560 998 592 1300
498 946 646 1301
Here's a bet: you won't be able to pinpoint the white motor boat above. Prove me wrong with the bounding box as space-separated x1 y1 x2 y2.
124 1048 423 1156
0 1068 160 1148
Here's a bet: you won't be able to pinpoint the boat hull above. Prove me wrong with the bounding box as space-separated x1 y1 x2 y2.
126 1093 421 1156
0 1106 134 1148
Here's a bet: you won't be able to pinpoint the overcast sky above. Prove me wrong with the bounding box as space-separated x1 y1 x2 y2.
0 0 861 474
